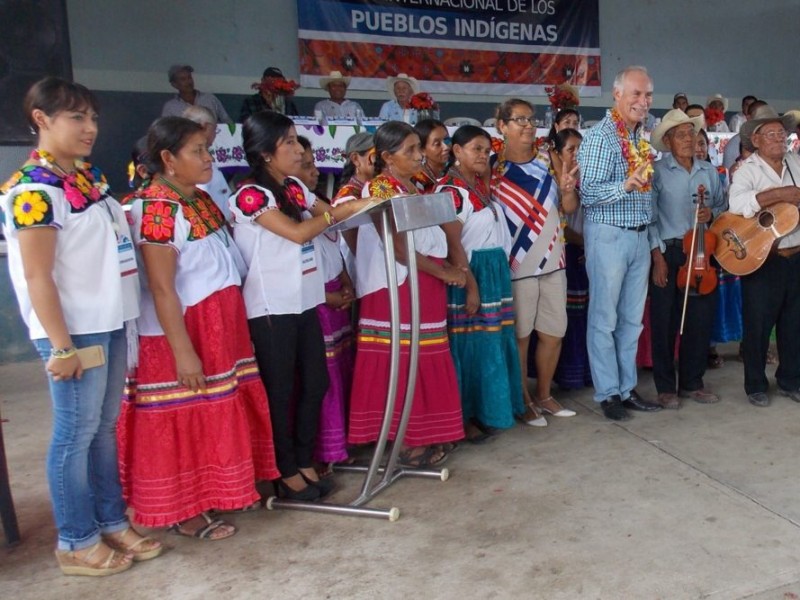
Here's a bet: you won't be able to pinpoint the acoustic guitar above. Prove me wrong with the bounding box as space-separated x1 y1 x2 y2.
710 202 799 275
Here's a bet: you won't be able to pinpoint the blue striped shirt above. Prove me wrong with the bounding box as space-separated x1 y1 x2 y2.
577 110 653 228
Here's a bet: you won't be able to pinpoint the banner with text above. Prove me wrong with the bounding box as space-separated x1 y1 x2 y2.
297 0 600 97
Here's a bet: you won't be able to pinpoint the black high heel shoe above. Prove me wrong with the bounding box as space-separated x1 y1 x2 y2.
274 479 321 502
300 472 335 498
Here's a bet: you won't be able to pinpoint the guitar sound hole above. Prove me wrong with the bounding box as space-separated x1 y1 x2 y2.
758 211 774 228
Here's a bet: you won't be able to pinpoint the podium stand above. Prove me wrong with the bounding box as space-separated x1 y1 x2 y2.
266 192 456 521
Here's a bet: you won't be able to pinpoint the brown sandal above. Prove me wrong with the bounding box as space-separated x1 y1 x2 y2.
55 541 133 577
104 527 163 562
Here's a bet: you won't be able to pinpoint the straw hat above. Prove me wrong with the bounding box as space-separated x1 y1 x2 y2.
740 105 797 151
650 109 705 152
705 93 729 112
386 73 420 95
319 70 351 90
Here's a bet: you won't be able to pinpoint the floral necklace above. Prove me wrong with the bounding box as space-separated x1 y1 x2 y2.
30 149 109 211
448 166 498 221
610 108 653 192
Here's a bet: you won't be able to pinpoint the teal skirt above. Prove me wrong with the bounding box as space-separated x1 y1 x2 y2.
447 247 524 428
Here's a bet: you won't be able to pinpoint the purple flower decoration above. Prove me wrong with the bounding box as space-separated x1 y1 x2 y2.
27 166 60 185
314 148 328 163
232 146 244 161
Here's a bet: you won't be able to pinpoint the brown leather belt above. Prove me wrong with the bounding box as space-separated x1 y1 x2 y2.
774 246 800 258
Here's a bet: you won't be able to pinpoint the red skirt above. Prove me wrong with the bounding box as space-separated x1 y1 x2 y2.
118 285 280 528
348 265 464 447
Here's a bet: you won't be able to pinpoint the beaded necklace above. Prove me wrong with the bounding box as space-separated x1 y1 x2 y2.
448 166 497 221
609 108 653 192
30 149 109 212
157 176 230 247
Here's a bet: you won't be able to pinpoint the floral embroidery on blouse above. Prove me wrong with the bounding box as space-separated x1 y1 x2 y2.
284 179 308 208
236 186 269 217
411 170 437 193
332 180 362 205
184 192 224 241
367 174 406 200
11 189 54 228
140 200 178 243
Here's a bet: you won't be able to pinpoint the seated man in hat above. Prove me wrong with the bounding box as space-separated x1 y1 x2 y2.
648 109 726 408
162 64 233 125
379 73 421 124
314 71 364 120
239 67 299 121
729 106 800 407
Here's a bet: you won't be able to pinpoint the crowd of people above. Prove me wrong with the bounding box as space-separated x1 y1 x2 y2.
3 65 800 578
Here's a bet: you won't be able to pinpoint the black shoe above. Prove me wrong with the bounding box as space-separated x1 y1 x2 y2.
274 479 321 502
300 472 335 498
600 396 631 421
622 389 662 412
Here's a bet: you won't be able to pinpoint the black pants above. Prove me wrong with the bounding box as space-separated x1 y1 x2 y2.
649 245 717 393
741 252 800 394
249 310 330 477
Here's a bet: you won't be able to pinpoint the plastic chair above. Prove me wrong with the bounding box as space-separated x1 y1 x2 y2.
582 120 599 127
483 118 497 127
444 117 482 127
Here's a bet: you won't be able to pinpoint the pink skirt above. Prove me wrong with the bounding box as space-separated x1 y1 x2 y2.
348 263 464 447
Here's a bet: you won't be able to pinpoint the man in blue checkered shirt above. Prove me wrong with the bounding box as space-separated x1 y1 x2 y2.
577 66 662 421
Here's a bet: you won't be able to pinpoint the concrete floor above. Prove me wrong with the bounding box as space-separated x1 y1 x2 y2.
3 344 800 600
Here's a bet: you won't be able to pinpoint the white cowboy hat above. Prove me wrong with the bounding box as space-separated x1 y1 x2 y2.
705 93 729 112
650 109 705 152
386 73 420 96
740 105 797 151
319 70 351 90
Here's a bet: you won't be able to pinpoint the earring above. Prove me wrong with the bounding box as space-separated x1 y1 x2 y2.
454 159 461 167
168 168 175 176
264 156 271 164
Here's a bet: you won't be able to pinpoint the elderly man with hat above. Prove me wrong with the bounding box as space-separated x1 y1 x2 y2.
162 64 233 124
239 67 299 121
648 109 726 408
314 71 364 120
379 73 422 124
729 106 800 407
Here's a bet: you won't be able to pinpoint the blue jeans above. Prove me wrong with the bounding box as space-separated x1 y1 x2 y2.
584 221 650 403
33 329 129 551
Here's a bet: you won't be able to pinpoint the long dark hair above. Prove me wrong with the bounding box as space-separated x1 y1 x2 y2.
242 111 302 221
145 116 204 175
374 121 418 174
549 127 583 154
24 77 100 133
448 125 491 171
547 108 580 139
414 118 446 148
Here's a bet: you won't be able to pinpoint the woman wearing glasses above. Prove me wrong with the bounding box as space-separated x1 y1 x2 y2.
493 99 579 427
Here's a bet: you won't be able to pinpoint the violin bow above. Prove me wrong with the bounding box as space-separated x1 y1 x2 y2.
679 186 704 335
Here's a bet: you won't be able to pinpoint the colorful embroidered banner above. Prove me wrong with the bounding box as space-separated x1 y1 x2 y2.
297 0 601 97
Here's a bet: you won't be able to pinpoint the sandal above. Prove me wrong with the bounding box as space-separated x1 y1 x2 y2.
518 402 548 427
168 513 237 541
537 396 577 417
398 445 448 468
213 500 263 515
55 541 133 577
104 527 163 562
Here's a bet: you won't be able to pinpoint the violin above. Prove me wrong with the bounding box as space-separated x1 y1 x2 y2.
676 184 718 295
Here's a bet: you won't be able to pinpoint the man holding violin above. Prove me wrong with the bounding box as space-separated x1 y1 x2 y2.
728 106 800 407
648 110 726 408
